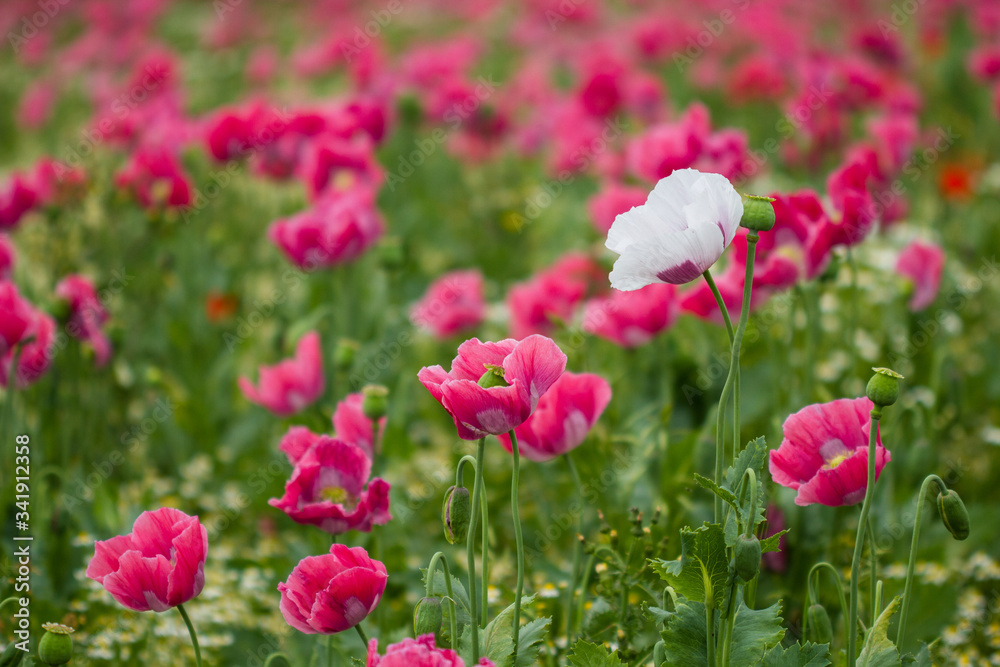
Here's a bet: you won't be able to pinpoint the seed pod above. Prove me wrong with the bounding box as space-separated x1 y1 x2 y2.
333 339 359 370
739 195 776 232
413 597 443 639
734 534 762 582
866 367 903 408
806 604 833 645
442 485 472 544
38 623 74 666
361 384 389 421
937 489 970 541
477 365 508 388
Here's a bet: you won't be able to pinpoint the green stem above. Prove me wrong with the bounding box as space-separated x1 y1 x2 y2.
328 634 335 667
896 474 946 651
176 604 203 667
847 409 882 667
354 623 369 646
263 652 292 667
576 554 596 636
702 268 736 342
866 518 877 625
466 438 486 663
427 552 460 649
481 476 489 627
564 453 585 645
806 561 851 651
706 600 717 667
508 430 526 655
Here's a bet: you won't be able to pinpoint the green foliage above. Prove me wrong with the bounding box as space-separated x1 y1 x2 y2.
464 595 550 667
651 523 729 609
857 597 903 667
761 641 831 667
567 640 626 667
658 599 785 667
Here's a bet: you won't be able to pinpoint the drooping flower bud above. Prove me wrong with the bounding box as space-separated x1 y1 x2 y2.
806 604 833 645
866 367 903 408
477 364 508 389
442 485 472 544
734 534 762 582
361 384 389 421
739 194 776 232
38 623 74 666
413 596 444 639
936 489 970 541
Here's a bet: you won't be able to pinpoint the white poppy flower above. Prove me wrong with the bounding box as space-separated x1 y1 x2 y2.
605 169 744 290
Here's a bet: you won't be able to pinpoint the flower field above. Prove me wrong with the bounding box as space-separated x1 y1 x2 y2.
2 0 1000 665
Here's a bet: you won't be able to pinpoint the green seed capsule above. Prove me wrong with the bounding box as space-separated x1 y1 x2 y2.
739 195 776 232
806 604 833 645
413 597 443 639
38 623 74 666
866 367 903 408
937 489 970 541
477 364 508 389
442 485 472 544
734 534 762 582
361 384 389 421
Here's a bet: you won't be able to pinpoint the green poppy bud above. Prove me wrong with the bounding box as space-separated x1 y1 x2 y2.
936 489 970 541
866 367 903 408
477 364 508 389
378 236 405 270
38 623 74 666
413 597 444 639
361 384 389 421
739 195 776 232
0 641 25 667
806 604 833 645
653 641 666 666
442 485 472 544
734 534 762 582
333 339 359 370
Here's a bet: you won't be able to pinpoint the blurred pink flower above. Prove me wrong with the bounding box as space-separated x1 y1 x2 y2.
366 634 496 666
239 331 325 416
0 174 39 230
269 436 391 535
333 392 386 459
588 182 647 236
507 253 604 339
411 270 486 339
769 397 890 507
969 44 1000 82
626 104 710 182
896 240 944 311
279 545 387 634
418 335 567 440
115 146 192 209
18 80 56 129
55 274 112 366
0 280 33 354
762 504 787 573
1 305 55 389
299 134 383 200
0 235 14 279
497 371 611 462
583 283 678 347
86 508 207 612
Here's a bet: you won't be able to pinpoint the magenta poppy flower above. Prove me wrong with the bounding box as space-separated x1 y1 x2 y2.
366 634 496 666
278 544 387 634
895 240 944 311
497 372 611 462
85 508 208 612
239 331 325 417
0 235 14 279
1 304 55 389
418 335 567 440
583 283 678 348
55 274 112 367
0 280 33 355
269 436 391 535
299 134 383 200
0 173 38 230
115 146 192 209
588 181 648 236
333 393 385 459
410 270 486 339
506 253 604 340
769 397 891 507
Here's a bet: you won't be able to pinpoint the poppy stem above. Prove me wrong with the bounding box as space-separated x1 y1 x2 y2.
508 430 525 656
427 552 459 649
466 437 486 663
564 453 584 645
176 603 202 667
847 408 882 667
896 474 946 652
354 624 368 649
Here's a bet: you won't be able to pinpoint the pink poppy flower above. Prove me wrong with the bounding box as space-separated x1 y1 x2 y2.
333 392 386 459
268 188 385 270
507 253 604 340
239 331 325 417
85 508 208 612
366 634 496 666
588 182 647 236
0 235 13 279
55 274 112 366
1 304 55 389
496 372 611 462
626 104 710 182
411 270 486 339
0 174 39 230
895 240 944 311
0 280 33 355
115 146 192 209
278 544 387 634
299 134 383 201
418 335 567 440
269 436 391 535
583 283 678 347
769 397 891 507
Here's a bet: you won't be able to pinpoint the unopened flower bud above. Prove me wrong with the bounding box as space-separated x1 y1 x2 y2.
361 384 389 421
806 604 833 645
378 236 405 269
866 367 903 408
442 485 472 544
734 535 762 582
936 489 970 541
740 195 776 232
334 339 359 370
0 641 25 667
413 597 443 639
477 364 508 389
38 623 74 665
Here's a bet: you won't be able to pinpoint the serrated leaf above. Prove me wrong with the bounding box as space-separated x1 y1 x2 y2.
857 596 902 667
583 596 616 636
694 473 742 518
650 523 729 609
761 529 790 554
480 594 539 667
659 600 710 667
730 600 786 665
567 639 626 667
725 436 768 490
513 617 550 667
762 641 831 667
422 567 473 645
645 605 673 628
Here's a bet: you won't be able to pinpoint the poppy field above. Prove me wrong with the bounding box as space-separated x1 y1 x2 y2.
2 0 1000 665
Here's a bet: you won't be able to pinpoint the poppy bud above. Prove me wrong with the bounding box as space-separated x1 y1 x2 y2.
734 534 762 582
740 195 776 232
477 364 508 389
361 384 389 421
442 485 472 544
866 367 903 408
38 623 74 666
806 604 833 645
413 597 443 639
378 236 405 270
334 339 359 370
936 489 970 541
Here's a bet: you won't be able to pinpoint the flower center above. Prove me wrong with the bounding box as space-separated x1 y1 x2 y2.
824 452 853 470
320 486 352 505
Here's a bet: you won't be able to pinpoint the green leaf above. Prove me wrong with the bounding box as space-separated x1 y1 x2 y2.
761 529 790 554
857 596 902 667
513 617 551 667
583 596 617 636
567 639 627 667
650 523 729 609
645 605 673 628
480 594 544 667
659 600 710 667
729 600 786 665
421 567 473 645
725 436 768 490
694 473 742 518
762 641 831 667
